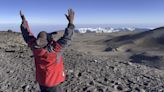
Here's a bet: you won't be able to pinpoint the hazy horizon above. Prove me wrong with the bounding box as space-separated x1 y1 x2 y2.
0 23 162 30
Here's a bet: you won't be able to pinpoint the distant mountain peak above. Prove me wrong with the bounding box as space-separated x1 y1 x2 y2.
76 27 150 33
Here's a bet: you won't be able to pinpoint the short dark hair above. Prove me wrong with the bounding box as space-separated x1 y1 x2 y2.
37 31 47 39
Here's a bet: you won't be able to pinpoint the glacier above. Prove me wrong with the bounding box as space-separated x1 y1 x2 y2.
76 27 150 33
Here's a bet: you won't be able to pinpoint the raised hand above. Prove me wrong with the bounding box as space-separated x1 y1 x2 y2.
65 9 75 24
20 10 26 20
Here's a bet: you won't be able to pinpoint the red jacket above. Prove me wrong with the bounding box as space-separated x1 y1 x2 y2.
20 20 74 87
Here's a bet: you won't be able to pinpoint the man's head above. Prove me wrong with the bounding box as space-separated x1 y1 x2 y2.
36 31 48 48
37 31 47 39
36 31 58 48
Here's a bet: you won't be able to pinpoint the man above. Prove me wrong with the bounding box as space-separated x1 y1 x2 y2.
20 9 75 92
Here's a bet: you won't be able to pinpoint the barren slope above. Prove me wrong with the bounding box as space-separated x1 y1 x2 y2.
0 31 164 92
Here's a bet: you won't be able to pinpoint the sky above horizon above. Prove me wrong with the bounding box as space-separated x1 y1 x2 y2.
0 0 164 26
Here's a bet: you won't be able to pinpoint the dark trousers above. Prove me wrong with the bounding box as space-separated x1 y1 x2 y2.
39 84 63 92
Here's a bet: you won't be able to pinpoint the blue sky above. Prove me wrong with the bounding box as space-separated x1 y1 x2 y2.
0 0 164 28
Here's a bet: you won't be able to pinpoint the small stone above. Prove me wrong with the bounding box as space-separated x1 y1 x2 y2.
78 72 82 77
69 70 74 73
111 80 114 84
104 78 108 82
109 66 115 70
22 84 30 92
19 54 24 58
83 87 88 91
98 89 103 92
117 84 123 91
5 49 16 52
89 81 94 85
115 82 119 85
25 85 30 92
114 67 117 72
75 71 82 78
94 60 98 62
140 89 146 92
135 87 140 91
6 70 14 74
143 82 148 86
128 62 133 65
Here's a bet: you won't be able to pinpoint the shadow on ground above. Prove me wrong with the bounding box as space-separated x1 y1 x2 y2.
130 54 163 70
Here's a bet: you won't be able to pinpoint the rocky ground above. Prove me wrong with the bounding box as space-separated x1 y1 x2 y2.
0 30 164 92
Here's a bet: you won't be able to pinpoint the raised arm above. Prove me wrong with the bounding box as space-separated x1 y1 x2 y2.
57 9 75 48
20 10 36 47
